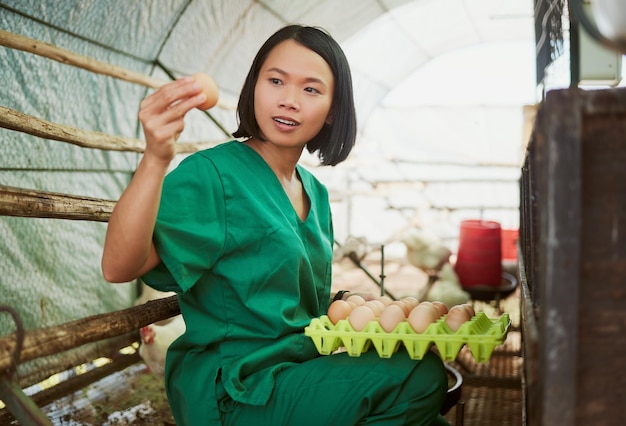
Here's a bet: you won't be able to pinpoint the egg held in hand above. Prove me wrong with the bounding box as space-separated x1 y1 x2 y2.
192 72 219 110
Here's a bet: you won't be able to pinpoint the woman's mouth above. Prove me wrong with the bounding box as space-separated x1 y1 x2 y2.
273 117 299 127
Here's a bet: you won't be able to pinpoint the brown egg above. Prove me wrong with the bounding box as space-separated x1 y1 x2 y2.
378 304 407 332
192 73 219 110
348 305 376 331
327 300 353 325
408 302 438 333
364 300 385 316
346 294 366 306
445 305 472 332
431 301 449 318
376 295 394 306
460 303 475 317
390 300 411 316
401 297 420 310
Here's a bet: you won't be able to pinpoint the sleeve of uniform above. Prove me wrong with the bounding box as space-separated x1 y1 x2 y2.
141 153 227 293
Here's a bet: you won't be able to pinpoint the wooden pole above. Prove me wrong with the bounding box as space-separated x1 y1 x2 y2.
0 106 145 152
0 29 233 110
0 29 164 88
0 295 181 373
0 185 114 222
0 106 219 154
14 333 138 390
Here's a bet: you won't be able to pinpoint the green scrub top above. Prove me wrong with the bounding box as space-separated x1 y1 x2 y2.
142 141 333 426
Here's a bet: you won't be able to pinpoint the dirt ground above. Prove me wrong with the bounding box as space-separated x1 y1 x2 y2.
38 363 175 425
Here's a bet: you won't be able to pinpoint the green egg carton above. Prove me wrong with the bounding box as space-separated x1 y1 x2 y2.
304 312 510 363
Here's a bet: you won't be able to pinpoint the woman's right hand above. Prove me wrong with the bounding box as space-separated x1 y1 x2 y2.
138 77 207 163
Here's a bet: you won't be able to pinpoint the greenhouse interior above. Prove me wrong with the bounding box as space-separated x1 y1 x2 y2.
1 0 626 425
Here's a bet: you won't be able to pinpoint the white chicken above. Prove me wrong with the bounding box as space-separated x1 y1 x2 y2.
425 263 471 309
134 281 185 376
138 314 186 377
134 282 176 305
333 236 369 262
401 228 452 273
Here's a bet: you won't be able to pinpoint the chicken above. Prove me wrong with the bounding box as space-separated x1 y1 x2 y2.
425 263 470 309
401 228 452 272
333 236 369 262
138 314 186 376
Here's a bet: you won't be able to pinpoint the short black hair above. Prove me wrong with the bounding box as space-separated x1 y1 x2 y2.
232 25 357 166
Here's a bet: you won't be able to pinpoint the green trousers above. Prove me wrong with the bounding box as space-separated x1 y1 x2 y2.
217 350 450 426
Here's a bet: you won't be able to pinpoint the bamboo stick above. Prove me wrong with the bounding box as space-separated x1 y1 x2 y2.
0 185 114 222
0 106 218 153
0 29 233 110
0 296 180 373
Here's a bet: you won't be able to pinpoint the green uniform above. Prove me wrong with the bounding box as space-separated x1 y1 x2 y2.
142 141 448 426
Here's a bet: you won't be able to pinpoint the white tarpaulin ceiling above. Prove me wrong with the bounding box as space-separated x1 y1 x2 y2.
0 0 537 380
1 0 537 231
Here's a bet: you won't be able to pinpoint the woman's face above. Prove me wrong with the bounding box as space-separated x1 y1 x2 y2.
254 39 334 149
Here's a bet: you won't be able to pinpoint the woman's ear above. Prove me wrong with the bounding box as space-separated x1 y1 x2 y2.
325 113 333 125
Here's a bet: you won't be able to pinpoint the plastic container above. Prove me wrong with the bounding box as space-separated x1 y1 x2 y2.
304 312 510 363
454 219 502 287
501 228 519 261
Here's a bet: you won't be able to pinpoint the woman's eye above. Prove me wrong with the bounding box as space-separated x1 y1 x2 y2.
270 78 282 85
305 87 320 94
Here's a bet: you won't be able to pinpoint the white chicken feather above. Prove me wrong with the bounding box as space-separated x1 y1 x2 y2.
138 314 186 377
402 228 452 272
425 263 470 309
134 281 184 376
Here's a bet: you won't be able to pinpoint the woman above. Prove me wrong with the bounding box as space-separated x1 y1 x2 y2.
102 24 449 426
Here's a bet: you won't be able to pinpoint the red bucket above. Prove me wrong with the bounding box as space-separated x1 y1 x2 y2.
454 220 502 287
501 228 519 261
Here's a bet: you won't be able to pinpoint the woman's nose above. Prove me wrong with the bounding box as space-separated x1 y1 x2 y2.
279 88 300 110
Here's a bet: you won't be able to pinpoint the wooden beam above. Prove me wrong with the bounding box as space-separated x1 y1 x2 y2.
0 30 163 88
0 296 180 373
0 106 219 154
0 29 233 110
0 185 114 222
0 352 140 424
539 89 581 426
